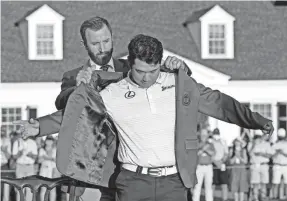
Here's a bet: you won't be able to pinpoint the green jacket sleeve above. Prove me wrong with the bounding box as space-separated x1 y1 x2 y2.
197 83 270 129
37 110 64 137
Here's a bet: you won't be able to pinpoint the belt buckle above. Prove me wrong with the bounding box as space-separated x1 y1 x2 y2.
147 168 163 177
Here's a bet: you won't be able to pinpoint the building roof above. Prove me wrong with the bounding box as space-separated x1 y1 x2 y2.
1 1 287 82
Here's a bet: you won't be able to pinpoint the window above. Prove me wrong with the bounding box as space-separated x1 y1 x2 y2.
278 103 287 131
252 104 272 119
27 107 37 119
208 24 226 55
1 108 22 137
36 24 54 56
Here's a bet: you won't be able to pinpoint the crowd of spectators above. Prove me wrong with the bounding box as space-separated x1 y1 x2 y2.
1 126 287 201
193 127 287 201
1 127 64 201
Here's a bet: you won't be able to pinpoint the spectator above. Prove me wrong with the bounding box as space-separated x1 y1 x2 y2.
38 137 57 201
12 136 38 201
211 128 229 201
193 129 215 201
229 137 249 201
271 128 287 200
1 127 12 201
35 137 45 175
248 131 273 201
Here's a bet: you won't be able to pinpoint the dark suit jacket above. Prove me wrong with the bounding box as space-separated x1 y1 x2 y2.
55 58 130 110
37 69 270 189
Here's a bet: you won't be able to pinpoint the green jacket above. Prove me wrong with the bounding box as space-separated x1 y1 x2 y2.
38 69 270 188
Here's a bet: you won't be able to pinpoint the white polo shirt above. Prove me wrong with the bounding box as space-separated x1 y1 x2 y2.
250 141 273 164
100 72 176 167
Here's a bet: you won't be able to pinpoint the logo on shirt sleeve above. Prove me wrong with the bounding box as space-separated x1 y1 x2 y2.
125 91 136 99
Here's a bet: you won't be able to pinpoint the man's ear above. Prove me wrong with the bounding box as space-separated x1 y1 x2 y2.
127 56 131 67
80 40 86 49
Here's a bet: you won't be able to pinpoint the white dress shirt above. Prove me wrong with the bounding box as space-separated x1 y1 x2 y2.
12 138 38 165
100 72 177 167
89 58 115 72
272 140 287 165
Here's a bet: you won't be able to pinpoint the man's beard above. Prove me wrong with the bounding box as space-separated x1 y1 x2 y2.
88 47 113 66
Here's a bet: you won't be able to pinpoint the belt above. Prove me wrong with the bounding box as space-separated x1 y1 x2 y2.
121 163 178 177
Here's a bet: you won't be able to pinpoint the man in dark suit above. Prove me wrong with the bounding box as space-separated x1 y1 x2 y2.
55 16 130 110
54 16 129 201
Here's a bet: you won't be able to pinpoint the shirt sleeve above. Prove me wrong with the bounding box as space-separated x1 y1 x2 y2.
31 141 38 155
6 139 11 155
100 86 113 115
38 148 45 157
224 140 229 154
12 140 19 156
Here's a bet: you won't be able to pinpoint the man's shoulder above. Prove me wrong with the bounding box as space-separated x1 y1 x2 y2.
100 79 128 98
63 66 83 78
158 72 176 84
104 78 129 91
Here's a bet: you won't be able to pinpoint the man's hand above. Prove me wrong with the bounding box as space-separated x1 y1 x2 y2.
14 150 23 158
262 121 274 139
26 152 34 158
13 118 40 139
76 68 93 86
198 150 204 155
26 152 37 160
164 56 185 70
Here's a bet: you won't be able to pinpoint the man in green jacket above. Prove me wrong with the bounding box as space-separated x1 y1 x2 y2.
15 34 274 201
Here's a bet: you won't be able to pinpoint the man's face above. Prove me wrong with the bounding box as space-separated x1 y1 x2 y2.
130 58 160 88
84 25 113 66
213 134 220 140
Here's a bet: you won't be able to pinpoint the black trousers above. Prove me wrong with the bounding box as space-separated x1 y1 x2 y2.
115 169 188 201
100 187 116 201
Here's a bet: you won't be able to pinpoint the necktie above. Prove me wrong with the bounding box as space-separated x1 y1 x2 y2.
100 65 112 71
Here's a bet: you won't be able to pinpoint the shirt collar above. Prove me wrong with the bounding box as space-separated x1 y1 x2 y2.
125 71 165 91
89 58 114 71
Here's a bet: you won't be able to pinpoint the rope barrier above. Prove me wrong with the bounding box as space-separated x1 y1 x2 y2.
1 163 287 173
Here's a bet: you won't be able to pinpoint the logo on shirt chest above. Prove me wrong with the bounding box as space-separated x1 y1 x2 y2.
161 85 175 91
125 91 136 99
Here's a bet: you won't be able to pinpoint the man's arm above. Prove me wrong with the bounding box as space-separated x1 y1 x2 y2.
36 110 64 137
204 144 215 157
14 110 64 139
12 140 22 159
55 72 77 110
197 83 271 130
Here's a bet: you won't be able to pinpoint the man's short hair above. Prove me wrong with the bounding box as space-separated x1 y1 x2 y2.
128 34 163 67
80 16 112 44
